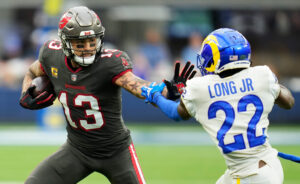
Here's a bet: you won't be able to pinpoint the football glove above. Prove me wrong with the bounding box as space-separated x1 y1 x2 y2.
141 82 166 103
164 61 196 100
19 86 56 110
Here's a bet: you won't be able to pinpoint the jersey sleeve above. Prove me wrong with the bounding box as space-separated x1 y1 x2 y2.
264 66 280 99
106 51 133 83
38 40 52 77
38 40 62 78
38 42 47 64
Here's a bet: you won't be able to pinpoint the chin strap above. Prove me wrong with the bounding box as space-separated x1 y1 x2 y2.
73 55 96 66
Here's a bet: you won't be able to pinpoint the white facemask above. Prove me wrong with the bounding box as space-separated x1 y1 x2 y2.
73 55 96 66
69 38 101 66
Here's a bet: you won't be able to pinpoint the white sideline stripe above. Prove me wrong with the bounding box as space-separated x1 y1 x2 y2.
0 182 23 184
0 130 67 145
0 130 299 145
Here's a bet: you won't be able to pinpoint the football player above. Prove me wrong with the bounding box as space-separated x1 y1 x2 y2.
19 6 196 184
141 28 296 184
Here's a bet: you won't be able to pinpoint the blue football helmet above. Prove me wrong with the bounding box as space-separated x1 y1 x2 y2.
197 28 251 76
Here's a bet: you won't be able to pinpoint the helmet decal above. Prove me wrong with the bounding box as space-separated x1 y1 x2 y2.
80 30 95 36
94 12 102 23
59 13 72 30
203 35 220 73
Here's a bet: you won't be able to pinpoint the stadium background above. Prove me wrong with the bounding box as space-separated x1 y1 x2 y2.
0 0 299 183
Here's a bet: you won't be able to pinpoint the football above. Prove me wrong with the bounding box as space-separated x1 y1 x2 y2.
31 76 54 98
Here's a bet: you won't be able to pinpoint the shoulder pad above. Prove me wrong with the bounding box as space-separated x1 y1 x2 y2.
44 40 63 51
100 49 124 59
39 40 63 64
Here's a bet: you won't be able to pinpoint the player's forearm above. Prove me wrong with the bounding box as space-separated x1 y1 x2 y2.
115 72 167 99
21 70 36 93
123 78 152 99
21 60 45 93
127 80 168 99
152 92 182 121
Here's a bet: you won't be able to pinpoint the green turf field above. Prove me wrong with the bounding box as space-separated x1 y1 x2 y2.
0 145 299 184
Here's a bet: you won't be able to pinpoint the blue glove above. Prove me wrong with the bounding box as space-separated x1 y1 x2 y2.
141 82 166 103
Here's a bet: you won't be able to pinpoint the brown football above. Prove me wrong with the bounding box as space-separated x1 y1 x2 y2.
31 76 54 97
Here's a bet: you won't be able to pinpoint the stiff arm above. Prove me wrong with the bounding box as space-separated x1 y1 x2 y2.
114 71 167 99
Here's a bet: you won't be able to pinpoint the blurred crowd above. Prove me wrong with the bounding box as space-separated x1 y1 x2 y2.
0 26 203 89
130 29 203 82
0 9 204 89
0 3 300 90
0 29 32 89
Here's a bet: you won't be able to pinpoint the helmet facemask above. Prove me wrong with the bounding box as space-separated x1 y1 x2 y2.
66 37 102 66
197 54 213 76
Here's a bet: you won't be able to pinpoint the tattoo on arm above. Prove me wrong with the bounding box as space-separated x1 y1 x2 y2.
120 78 130 87
118 73 152 98
129 82 138 92
130 78 151 89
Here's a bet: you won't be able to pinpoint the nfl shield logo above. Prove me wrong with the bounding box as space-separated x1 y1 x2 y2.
71 74 77 81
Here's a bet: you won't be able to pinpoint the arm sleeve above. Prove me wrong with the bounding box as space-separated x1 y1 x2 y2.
152 92 182 121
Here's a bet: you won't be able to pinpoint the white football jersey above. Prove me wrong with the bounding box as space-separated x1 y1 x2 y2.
181 65 280 177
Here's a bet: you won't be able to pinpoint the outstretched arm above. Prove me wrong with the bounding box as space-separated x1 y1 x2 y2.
114 71 167 99
275 84 295 109
147 93 191 121
141 84 192 121
115 61 197 99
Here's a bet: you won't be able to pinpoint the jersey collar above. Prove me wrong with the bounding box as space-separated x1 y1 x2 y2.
65 57 82 73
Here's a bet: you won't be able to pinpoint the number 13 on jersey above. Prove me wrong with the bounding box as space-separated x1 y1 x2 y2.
59 91 105 131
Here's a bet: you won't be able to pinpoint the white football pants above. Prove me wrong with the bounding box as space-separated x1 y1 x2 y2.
216 157 283 184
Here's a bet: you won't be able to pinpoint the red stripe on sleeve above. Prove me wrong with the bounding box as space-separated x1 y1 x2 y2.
112 69 132 84
40 63 46 74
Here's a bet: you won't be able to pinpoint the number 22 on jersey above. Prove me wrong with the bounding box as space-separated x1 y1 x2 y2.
208 94 266 154
59 92 105 131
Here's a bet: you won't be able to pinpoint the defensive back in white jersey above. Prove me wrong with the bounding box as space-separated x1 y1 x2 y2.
182 65 282 178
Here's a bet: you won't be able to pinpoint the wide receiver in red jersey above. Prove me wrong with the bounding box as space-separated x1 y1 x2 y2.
19 6 196 184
